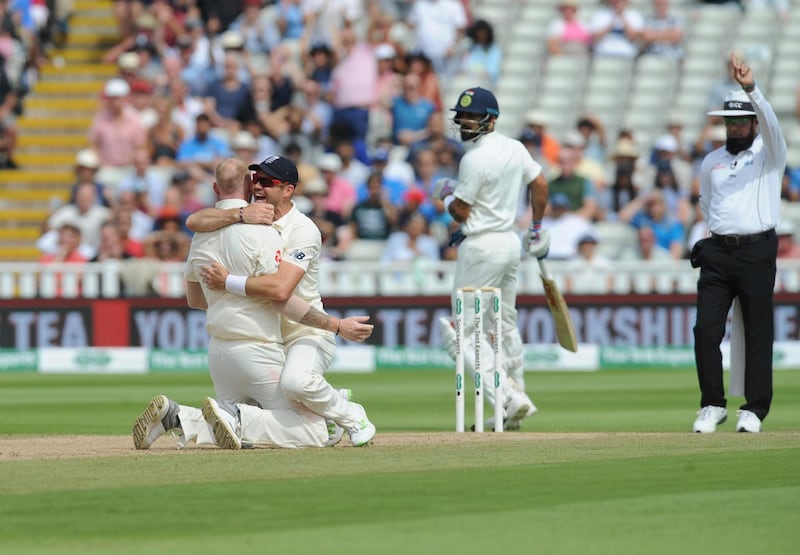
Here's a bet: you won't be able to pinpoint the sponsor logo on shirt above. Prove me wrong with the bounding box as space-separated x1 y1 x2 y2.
287 249 306 260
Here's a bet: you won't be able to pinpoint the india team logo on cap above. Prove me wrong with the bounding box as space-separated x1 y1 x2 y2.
459 92 473 108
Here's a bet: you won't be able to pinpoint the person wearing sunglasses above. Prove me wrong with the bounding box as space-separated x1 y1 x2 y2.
188 155 377 447
691 53 787 434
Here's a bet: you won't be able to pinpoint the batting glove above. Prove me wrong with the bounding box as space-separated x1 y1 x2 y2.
527 222 550 260
433 178 457 200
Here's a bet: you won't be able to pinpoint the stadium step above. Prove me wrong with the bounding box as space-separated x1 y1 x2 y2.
65 33 119 47
17 134 90 149
51 47 109 64
22 98 98 116
32 80 105 95
39 63 117 81
0 189 70 203
0 246 44 260
0 170 74 184
0 209 52 223
75 0 115 11
2 0 116 262
0 228 44 241
15 152 79 167
70 14 118 29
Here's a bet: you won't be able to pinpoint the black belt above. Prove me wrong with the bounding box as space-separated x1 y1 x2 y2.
710 229 775 246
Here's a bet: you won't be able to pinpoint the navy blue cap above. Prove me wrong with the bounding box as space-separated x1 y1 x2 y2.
249 155 299 184
450 87 499 117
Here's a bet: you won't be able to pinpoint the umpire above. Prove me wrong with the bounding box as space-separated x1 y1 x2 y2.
691 54 787 433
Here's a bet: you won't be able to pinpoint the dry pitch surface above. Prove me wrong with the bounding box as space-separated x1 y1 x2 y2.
0 432 626 460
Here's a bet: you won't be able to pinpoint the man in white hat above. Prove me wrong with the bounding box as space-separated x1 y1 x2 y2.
230 130 259 164
89 78 146 167
691 53 787 434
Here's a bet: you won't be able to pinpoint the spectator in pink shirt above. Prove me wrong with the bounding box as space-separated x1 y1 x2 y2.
89 79 147 167
317 152 357 219
547 0 592 56
373 43 402 143
329 27 378 149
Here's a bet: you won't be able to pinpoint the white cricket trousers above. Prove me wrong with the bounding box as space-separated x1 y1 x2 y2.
281 334 365 430
453 231 527 404
178 337 327 448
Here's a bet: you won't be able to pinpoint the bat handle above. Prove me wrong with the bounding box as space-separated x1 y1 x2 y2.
537 258 552 281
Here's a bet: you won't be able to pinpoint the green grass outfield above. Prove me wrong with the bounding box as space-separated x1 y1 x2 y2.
1 369 799 554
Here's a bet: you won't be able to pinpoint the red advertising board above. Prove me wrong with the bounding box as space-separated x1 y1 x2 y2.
3 294 800 348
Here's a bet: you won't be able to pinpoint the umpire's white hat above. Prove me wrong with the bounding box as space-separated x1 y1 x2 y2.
707 89 757 117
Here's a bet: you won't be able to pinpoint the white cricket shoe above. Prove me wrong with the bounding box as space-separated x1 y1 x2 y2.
325 388 353 447
202 397 242 450
503 390 535 431
132 394 180 450
439 317 457 360
692 405 727 433
348 403 376 447
736 409 762 433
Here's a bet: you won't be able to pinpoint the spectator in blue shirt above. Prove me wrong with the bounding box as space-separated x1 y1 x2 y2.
620 189 685 260
176 113 231 176
461 19 502 86
391 74 436 146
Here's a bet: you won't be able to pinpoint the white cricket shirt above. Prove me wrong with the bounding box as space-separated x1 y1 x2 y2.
455 131 542 236
272 202 330 342
185 199 283 342
699 87 787 235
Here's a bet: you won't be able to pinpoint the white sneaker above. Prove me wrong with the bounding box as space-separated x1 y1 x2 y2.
132 394 180 450
504 390 535 430
692 405 727 433
348 403 376 447
202 397 242 450
324 389 353 447
325 421 345 447
439 317 457 360
736 409 762 433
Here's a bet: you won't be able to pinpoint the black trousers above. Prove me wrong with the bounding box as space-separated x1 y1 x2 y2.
692 230 777 420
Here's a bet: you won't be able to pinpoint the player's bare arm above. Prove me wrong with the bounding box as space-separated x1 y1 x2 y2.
448 197 471 223
529 174 549 222
276 296 374 342
185 203 275 232
201 260 304 302
185 280 208 310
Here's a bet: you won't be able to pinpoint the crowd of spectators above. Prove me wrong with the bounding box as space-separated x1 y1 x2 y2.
2 1 800 294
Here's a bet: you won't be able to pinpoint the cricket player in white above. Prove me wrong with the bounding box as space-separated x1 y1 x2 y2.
186 156 376 447
132 159 374 449
436 87 551 429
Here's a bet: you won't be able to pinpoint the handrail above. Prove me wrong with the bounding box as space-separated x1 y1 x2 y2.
3 258 800 298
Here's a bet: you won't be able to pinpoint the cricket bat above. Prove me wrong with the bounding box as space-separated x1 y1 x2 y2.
538 259 578 353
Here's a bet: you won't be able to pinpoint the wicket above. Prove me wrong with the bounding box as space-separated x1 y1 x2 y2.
454 287 503 433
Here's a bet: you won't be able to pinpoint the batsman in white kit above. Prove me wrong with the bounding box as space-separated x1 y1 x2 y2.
435 87 551 430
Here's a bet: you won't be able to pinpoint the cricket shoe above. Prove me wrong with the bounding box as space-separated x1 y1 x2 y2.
735 409 762 433
202 397 242 450
439 317 457 360
132 394 180 450
503 390 536 431
325 388 353 447
692 405 727 433
348 403 376 447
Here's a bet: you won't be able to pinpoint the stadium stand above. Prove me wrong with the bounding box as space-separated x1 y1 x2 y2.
1 0 114 260
4 0 800 297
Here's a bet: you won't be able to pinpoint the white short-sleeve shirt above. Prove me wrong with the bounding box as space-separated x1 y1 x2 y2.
272 202 329 343
455 131 542 236
185 199 283 342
